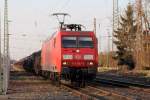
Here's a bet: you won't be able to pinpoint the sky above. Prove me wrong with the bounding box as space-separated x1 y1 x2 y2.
0 0 131 60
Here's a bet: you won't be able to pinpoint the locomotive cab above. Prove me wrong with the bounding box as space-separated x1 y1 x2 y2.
60 24 98 84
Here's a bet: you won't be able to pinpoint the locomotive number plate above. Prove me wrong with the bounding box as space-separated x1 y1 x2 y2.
74 55 82 59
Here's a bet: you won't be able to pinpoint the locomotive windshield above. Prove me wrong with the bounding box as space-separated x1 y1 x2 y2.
62 37 77 48
78 37 94 48
62 36 94 48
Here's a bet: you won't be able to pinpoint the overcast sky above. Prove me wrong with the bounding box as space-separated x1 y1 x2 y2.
0 0 131 60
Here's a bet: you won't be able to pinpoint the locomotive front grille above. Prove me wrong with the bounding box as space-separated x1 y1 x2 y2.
62 60 95 67
74 55 82 60
71 61 85 66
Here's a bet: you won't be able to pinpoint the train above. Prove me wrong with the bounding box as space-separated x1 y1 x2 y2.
18 14 98 87
16 51 41 73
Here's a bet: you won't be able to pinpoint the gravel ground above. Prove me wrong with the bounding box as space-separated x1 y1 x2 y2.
1 71 81 100
1 69 150 100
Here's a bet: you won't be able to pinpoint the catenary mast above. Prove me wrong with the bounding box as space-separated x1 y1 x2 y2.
113 0 119 51
3 0 10 94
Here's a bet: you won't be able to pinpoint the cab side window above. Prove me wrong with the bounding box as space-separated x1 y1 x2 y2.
54 38 56 48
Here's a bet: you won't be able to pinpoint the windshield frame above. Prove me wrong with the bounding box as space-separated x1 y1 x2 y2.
62 36 94 48
78 36 94 48
62 36 77 48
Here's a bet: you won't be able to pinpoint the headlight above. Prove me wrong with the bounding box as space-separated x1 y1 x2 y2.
63 62 67 65
63 54 73 60
89 62 93 65
84 55 94 60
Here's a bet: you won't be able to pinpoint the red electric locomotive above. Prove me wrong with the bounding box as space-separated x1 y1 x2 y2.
41 13 98 86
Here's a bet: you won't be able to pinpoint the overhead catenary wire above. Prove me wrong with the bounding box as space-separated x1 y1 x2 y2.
58 0 72 12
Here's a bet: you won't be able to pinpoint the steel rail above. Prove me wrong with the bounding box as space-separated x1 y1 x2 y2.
86 86 134 100
95 77 150 88
61 81 134 100
92 77 150 95
60 83 99 100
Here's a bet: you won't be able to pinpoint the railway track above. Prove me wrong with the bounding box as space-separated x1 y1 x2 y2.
42 74 150 100
95 77 150 88
61 79 150 100
94 77 150 94
60 83 98 100
9 70 150 100
81 85 136 100
60 81 135 100
88 77 150 100
10 71 137 100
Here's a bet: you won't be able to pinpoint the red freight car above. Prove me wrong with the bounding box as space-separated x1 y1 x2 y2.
41 24 98 87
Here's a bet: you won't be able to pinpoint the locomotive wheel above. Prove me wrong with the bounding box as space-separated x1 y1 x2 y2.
76 70 82 87
55 73 61 86
41 71 50 79
34 68 39 75
70 69 81 87
46 72 50 79
50 72 53 80
88 68 97 81
50 72 54 81
88 73 96 81
50 72 60 86
38 70 42 76
70 69 76 86
41 71 45 77
79 70 86 88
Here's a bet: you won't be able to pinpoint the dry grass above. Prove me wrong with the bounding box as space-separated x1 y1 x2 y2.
133 70 150 78
98 67 118 72
12 65 25 71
